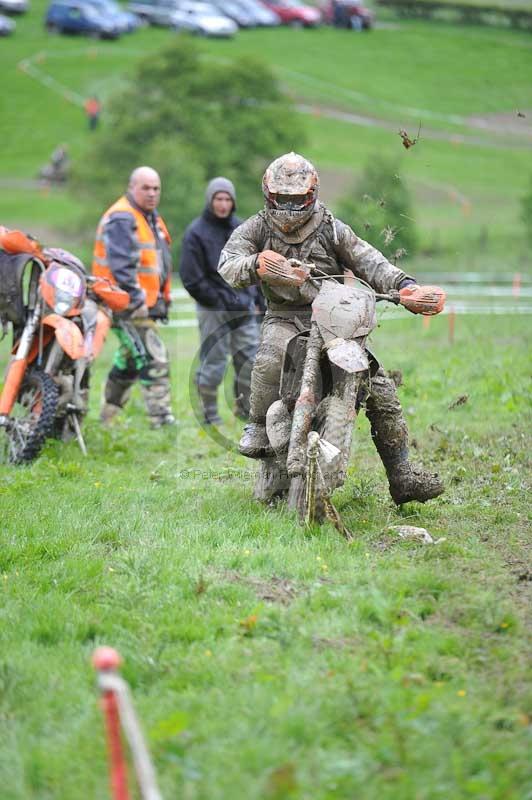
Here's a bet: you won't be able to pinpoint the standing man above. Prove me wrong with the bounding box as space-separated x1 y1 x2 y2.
219 153 445 505
92 166 176 428
84 96 101 131
180 177 260 425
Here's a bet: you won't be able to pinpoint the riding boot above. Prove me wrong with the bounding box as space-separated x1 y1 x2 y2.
100 371 133 425
197 385 222 426
365 369 444 505
238 417 274 458
100 402 122 425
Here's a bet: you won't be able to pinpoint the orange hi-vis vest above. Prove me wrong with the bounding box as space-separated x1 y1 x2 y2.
92 195 172 308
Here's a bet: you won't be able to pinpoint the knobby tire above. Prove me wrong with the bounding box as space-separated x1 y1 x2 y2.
5 369 59 464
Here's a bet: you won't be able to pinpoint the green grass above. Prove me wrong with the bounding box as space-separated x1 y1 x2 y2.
1 18 531 795
1 11 531 267
0 313 530 799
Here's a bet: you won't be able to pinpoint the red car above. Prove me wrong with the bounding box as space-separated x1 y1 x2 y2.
261 0 321 27
321 0 374 29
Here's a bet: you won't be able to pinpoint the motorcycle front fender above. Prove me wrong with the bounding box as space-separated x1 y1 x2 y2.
326 338 369 373
42 314 85 360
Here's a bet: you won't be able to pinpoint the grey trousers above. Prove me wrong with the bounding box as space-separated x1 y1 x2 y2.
195 306 259 404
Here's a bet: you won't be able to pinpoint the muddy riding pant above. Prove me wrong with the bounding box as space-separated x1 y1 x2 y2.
104 319 172 424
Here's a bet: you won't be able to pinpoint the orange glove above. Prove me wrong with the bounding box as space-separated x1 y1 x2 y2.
256 250 309 287
399 285 446 316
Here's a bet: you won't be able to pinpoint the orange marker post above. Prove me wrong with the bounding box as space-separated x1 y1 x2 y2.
92 648 130 800
512 272 521 299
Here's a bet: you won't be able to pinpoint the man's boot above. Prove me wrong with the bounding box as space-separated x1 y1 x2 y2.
381 452 444 505
238 419 274 458
100 402 122 425
197 385 222 426
365 370 444 505
101 368 133 424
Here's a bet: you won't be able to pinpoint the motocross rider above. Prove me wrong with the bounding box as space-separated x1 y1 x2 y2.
218 153 445 505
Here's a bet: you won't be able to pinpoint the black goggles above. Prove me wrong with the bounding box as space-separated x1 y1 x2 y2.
271 193 314 211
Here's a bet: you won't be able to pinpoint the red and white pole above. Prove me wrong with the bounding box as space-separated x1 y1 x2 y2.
92 647 130 800
92 646 163 800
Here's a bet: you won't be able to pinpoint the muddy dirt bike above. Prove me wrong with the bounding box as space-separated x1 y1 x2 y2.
0 229 129 464
254 264 439 539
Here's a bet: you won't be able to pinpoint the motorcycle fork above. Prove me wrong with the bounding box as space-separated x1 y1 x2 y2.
45 329 89 454
335 370 363 483
0 301 43 417
286 323 323 477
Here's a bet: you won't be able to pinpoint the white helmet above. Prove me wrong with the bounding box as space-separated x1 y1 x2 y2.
262 152 319 234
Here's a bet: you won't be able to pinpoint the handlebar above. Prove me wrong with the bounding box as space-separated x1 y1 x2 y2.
292 260 401 305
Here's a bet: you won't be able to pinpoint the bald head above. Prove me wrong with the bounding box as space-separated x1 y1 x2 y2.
128 166 161 212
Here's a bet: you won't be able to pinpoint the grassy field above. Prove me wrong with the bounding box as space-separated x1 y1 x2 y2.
1 9 531 269
1 9 531 799
0 312 530 798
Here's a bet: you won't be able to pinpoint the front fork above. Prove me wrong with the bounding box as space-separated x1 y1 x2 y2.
0 300 43 421
286 323 322 477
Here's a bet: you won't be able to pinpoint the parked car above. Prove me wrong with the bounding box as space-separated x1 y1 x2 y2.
240 0 280 26
261 0 321 27
209 0 254 27
0 11 15 31
0 0 28 14
321 0 373 29
172 0 237 35
127 0 179 26
45 0 122 37
87 0 142 31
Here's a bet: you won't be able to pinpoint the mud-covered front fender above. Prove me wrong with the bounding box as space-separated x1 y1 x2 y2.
42 314 85 360
325 338 369 373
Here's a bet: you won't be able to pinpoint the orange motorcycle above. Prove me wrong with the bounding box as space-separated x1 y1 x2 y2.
0 228 129 463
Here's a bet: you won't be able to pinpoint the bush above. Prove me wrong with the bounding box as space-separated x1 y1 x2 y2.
335 157 417 262
75 37 304 256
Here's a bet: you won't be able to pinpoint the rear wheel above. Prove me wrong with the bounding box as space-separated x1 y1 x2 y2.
2 369 59 464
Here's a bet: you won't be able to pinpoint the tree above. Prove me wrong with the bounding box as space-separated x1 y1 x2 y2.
75 37 304 252
335 157 417 262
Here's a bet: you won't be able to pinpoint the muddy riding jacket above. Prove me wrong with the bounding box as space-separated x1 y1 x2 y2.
218 202 413 307
92 194 172 309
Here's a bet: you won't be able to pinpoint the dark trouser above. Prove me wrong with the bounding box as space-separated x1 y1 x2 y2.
195 306 259 413
103 319 172 423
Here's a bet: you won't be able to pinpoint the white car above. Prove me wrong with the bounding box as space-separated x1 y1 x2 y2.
0 11 16 31
0 0 28 13
172 1 237 36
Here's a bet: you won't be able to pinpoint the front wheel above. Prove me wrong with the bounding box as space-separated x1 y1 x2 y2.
254 456 289 503
2 369 59 464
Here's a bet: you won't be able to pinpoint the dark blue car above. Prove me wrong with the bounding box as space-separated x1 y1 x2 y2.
45 0 122 37
87 0 142 32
